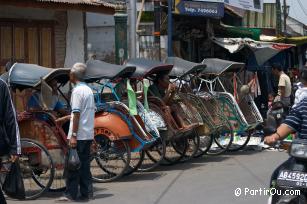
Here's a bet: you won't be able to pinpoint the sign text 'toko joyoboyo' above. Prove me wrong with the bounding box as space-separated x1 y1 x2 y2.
175 0 224 18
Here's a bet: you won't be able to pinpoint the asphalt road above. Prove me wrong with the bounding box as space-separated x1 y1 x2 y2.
8 150 288 204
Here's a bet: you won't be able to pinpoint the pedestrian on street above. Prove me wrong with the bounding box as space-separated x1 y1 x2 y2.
58 63 95 202
0 78 21 204
265 96 307 183
271 63 292 108
293 69 307 108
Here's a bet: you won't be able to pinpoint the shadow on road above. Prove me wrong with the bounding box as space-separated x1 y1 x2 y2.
152 153 233 172
8 149 265 202
155 162 206 171
117 149 264 182
9 187 113 201
119 172 167 182
194 155 231 163
113 154 235 183
223 149 263 156
92 193 113 200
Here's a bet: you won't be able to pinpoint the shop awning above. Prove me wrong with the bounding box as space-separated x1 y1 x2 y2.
215 23 261 41
0 0 122 14
212 37 295 65
265 36 307 46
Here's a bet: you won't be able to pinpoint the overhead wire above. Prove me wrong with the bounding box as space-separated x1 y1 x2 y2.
297 0 307 16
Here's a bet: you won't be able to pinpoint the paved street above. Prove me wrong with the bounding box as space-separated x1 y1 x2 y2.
9 150 288 204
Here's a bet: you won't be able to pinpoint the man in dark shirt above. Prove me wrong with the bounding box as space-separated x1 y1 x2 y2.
0 78 20 204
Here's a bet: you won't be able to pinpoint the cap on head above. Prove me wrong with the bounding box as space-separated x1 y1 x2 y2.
71 62 86 81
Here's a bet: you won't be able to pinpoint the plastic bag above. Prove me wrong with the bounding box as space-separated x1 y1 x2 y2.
2 161 25 200
67 148 81 171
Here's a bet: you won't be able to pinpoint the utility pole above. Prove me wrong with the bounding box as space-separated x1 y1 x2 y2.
167 0 173 57
129 0 137 58
276 0 282 36
154 0 161 60
114 5 128 65
283 0 289 36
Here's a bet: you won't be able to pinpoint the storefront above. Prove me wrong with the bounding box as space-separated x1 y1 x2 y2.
171 0 224 62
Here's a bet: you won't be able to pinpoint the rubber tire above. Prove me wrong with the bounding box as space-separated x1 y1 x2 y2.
227 131 252 152
92 136 131 183
207 127 233 156
179 130 200 162
194 134 214 158
141 136 167 171
162 138 188 165
20 138 55 200
124 150 145 176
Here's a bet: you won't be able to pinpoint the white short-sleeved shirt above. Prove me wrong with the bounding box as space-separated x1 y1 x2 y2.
68 82 95 140
278 73 292 97
293 87 307 108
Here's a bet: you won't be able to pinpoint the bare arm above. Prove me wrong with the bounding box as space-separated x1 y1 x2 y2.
69 112 80 148
72 112 80 134
68 89 82 148
163 84 176 104
163 90 175 104
265 124 294 145
247 79 254 87
55 115 71 125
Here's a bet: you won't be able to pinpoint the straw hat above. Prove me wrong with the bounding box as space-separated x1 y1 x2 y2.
240 85 250 95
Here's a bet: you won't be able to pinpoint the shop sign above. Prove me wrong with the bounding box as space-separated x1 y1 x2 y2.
188 0 264 12
224 0 263 12
175 0 224 18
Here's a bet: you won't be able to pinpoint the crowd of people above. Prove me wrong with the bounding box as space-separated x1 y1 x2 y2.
266 63 307 115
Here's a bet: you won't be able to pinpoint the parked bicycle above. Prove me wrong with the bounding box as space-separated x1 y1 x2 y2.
200 58 263 151
126 58 201 164
85 60 166 179
166 57 234 156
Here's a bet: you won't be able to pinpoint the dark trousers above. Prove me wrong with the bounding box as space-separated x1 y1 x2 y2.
66 140 92 200
0 187 6 204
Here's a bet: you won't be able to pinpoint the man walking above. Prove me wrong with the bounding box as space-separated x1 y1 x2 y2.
60 63 95 201
271 63 292 107
0 78 20 204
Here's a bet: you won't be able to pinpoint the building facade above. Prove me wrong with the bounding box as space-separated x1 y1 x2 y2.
87 12 116 63
0 0 117 111
0 0 116 73
87 0 168 62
